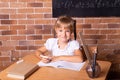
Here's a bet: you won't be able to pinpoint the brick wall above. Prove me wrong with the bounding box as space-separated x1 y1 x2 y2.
0 0 120 77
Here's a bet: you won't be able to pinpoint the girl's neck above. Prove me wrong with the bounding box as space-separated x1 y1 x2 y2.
57 40 69 49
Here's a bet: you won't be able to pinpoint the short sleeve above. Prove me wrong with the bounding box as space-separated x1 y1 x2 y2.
44 38 56 51
71 40 81 50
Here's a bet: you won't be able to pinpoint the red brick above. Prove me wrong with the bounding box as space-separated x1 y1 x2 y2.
18 30 35 35
101 18 120 23
18 0 40 2
28 46 38 50
3 61 13 67
92 24 108 28
10 14 26 19
0 26 9 30
20 51 35 57
35 40 46 45
27 3 43 7
77 24 91 29
11 50 20 58
18 8 34 13
16 46 27 50
98 40 109 44
0 9 16 13
19 41 34 46
84 30 100 35
0 46 14 51
85 40 98 44
11 36 26 40
1 20 11 24
27 35 42 40
44 2 52 7
43 35 53 39
35 19 52 24
1 0 16 2
35 8 52 13
100 30 117 34
2 41 18 46
43 25 53 29
44 14 52 18
108 35 120 39
0 3 9 7
27 14 44 19
1 30 17 35
76 19 83 24
0 15 9 19
26 25 42 29
18 20 34 24
1 20 17 24
36 29 51 34
108 24 120 28
84 35 106 40
0 57 10 61
0 51 11 56
10 2 26 8
98 40 120 44
99 45 120 50
10 25 26 30
85 18 101 23
0 36 10 40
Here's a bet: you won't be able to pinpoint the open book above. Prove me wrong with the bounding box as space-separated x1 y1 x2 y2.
37 61 85 71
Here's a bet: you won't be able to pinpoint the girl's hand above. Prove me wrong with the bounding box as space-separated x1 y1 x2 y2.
51 56 61 62
40 55 52 63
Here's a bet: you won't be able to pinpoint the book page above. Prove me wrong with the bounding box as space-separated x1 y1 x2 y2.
37 61 85 71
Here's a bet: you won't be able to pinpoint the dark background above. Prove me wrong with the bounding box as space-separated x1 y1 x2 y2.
52 0 120 17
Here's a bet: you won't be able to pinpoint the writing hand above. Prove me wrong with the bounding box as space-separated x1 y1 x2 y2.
40 55 52 63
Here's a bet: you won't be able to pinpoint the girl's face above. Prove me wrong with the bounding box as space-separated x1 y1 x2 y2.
55 27 71 43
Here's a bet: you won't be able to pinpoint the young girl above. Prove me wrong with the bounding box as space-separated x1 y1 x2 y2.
36 15 83 63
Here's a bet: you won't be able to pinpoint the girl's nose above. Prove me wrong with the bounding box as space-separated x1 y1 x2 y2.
62 31 66 37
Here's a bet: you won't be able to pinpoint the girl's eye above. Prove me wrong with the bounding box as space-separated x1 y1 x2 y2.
66 30 70 32
58 30 62 32
59 30 62 32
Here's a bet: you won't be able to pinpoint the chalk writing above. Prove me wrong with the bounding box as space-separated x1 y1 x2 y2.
53 0 120 8
52 0 120 17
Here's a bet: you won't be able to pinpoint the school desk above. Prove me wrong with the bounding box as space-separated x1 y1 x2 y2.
0 54 111 80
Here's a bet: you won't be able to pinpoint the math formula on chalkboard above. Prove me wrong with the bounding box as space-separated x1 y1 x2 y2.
52 0 120 17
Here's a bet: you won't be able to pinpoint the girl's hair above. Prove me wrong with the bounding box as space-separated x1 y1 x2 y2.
54 15 75 33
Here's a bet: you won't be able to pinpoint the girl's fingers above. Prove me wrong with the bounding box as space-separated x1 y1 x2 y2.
41 57 51 63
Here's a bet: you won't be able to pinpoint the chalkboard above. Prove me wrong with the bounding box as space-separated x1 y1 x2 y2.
52 0 120 17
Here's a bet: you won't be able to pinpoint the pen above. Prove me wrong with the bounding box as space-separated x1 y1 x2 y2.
40 55 49 59
92 52 97 77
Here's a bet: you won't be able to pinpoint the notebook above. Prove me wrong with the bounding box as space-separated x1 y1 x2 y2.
37 61 85 71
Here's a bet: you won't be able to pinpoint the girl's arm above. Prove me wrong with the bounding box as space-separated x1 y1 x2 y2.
52 49 84 63
35 46 52 63
35 46 48 59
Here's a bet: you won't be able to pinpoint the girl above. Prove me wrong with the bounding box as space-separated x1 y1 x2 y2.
36 15 83 63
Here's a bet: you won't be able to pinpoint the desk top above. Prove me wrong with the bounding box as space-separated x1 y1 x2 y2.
0 54 111 80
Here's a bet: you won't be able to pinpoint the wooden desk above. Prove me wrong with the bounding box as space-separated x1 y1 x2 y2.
0 54 111 80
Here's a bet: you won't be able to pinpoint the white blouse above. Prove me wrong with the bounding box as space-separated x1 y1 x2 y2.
44 38 81 56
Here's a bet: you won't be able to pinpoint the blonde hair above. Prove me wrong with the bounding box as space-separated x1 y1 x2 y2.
54 15 75 33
